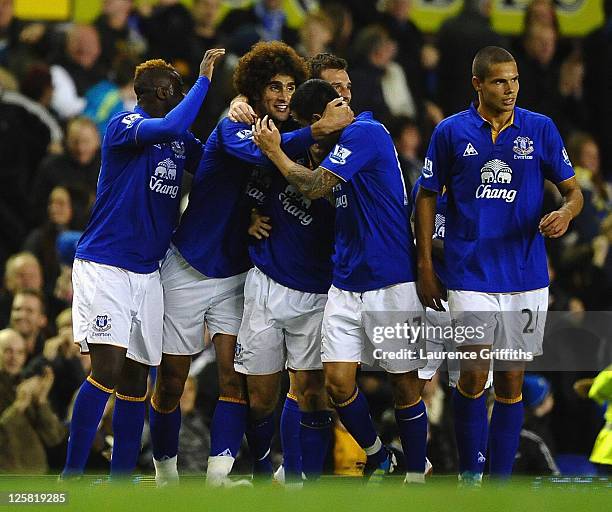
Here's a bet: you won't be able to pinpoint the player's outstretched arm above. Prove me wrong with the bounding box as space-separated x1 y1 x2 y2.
539 176 583 238
415 186 446 311
253 116 341 199
137 49 225 144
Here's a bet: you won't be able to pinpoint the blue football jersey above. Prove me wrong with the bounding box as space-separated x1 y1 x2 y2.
249 152 335 294
76 106 202 273
320 112 416 292
411 176 448 286
172 118 316 278
419 104 575 293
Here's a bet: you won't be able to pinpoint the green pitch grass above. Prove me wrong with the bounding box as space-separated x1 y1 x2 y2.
0 475 610 512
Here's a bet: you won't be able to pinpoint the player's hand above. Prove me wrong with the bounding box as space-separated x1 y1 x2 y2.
253 115 281 156
417 266 447 311
314 98 354 137
539 209 572 238
573 378 594 399
229 99 257 124
199 48 225 80
248 208 272 239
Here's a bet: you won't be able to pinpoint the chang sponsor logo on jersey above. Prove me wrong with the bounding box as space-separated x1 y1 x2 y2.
332 183 347 208
150 158 179 198
278 185 313 226
476 159 517 203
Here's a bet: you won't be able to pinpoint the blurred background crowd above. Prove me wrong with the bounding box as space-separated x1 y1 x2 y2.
0 0 611 477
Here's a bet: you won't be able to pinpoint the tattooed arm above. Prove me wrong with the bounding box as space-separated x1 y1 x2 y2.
253 116 341 200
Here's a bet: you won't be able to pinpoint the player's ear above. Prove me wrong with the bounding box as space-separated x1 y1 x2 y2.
311 113 322 123
472 75 481 92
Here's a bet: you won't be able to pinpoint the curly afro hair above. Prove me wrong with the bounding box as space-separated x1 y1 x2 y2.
233 41 308 102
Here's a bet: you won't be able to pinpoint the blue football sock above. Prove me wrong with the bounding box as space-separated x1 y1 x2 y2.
149 402 181 461
110 394 146 476
395 400 427 473
280 394 302 480
478 403 489 474
63 377 112 477
334 388 386 466
210 398 248 458
246 415 275 475
453 385 487 474
300 410 332 479
489 396 524 478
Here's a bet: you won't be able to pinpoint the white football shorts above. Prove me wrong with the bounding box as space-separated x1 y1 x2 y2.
72 258 163 366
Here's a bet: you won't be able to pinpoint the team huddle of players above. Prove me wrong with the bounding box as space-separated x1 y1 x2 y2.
59 41 583 487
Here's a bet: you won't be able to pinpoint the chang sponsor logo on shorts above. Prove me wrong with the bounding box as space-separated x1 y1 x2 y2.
150 158 179 198
278 185 313 226
476 159 517 203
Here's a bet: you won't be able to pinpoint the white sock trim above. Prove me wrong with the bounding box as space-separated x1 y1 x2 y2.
364 437 382 456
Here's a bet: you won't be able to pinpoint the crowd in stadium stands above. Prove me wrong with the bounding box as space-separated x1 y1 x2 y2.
0 0 611 476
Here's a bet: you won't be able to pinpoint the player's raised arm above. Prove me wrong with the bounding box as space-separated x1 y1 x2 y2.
539 176 583 238
135 49 225 144
253 116 341 199
415 186 446 311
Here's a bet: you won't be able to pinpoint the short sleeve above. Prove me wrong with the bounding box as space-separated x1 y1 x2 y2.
319 123 375 182
104 112 145 148
542 118 575 184
420 122 450 193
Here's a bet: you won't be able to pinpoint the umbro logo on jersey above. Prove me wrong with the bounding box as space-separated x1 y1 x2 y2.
463 143 478 157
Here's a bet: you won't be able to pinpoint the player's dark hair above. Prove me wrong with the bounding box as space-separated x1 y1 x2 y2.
233 41 308 102
472 46 515 80
289 79 340 123
307 52 348 79
133 59 181 99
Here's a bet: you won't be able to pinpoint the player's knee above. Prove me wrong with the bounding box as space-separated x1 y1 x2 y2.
218 371 246 401
116 360 150 398
458 371 489 396
300 386 328 411
154 373 186 410
324 375 354 405
390 374 423 406
493 370 524 399
248 387 277 418
89 345 126 390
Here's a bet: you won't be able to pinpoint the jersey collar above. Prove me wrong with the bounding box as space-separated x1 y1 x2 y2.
469 102 520 130
134 105 151 119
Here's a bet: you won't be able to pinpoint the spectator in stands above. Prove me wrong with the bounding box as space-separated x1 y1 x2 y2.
23 185 90 297
139 0 194 75
32 116 100 225
436 0 506 116
514 375 560 475
320 2 354 59
51 24 106 119
583 0 612 176
0 252 43 327
389 115 422 189
94 0 144 72
0 328 66 474
23 309 86 421
84 54 137 135
177 376 210 474
351 25 425 127
8 289 48 364
296 12 334 59
189 0 222 78
0 82 53 262
0 0 50 72
218 0 298 47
